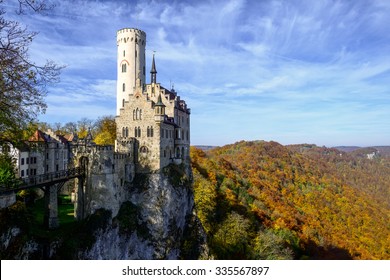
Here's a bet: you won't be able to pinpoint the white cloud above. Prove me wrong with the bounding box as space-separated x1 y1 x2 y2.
6 0 387 146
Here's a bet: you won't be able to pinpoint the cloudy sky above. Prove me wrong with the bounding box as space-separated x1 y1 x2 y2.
4 0 390 146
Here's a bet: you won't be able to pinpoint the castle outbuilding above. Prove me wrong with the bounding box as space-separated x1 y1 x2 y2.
115 28 190 172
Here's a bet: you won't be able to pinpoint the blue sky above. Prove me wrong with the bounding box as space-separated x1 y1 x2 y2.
5 0 390 146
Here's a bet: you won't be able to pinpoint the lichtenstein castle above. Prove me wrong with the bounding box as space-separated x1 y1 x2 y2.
1 27 191 213
115 28 191 172
1 27 197 259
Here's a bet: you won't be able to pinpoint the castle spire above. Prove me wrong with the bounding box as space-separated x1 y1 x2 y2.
150 53 157 84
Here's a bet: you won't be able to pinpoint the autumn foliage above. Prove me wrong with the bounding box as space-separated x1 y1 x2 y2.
190 141 390 259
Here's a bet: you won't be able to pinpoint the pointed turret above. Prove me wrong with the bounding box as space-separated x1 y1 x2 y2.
150 54 157 84
154 93 165 123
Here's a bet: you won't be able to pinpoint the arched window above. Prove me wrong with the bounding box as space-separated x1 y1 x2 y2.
134 127 137 137
138 127 141 137
122 63 126 72
136 108 139 120
139 109 142 120
140 146 148 154
125 127 129 137
122 83 125 92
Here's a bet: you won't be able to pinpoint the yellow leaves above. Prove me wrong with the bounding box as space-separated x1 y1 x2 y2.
191 141 390 259
94 130 115 145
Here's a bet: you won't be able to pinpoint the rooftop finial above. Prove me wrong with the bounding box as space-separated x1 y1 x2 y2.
151 52 157 84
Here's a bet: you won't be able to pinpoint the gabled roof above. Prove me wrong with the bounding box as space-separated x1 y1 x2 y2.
28 130 48 142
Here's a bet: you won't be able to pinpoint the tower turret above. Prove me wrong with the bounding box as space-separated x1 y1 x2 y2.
154 93 165 123
116 28 146 115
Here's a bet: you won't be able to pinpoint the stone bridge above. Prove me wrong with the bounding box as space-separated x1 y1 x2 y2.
0 166 86 229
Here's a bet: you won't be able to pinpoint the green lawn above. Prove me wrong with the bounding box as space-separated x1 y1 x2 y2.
30 194 76 229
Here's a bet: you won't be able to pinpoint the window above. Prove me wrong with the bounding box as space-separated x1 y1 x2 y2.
126 127 129 137
122 83 126 92
151 127 154 137
138 127 141 137
122 63 127 72
26 157 29 164
122 127 126 137
133 109 136 120
139 109 142 120
122 99 125 107
21 158 24 165
147 127 150 137
134 127 138 137
34 157 37 164
123 50 125 57
21 170 24 177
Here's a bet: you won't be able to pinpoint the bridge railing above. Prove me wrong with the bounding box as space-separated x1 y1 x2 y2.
0 167 84 193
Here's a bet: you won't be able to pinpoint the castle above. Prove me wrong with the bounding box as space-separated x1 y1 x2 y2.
0 27 191 222
115 28 191 171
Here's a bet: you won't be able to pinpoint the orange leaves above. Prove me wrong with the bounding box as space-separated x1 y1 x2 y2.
191 141 390 259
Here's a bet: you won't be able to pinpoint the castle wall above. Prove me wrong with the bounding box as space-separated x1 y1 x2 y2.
72 145 135 218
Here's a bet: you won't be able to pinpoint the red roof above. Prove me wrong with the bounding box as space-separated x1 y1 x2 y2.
28 130 48 142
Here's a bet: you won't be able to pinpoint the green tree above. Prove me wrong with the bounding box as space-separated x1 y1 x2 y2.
251 229 294 260
0 151 17 187
0 0 62 144
212 212 251 259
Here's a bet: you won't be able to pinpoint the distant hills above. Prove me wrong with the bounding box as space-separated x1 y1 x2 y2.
334 146 390 157
196 144 390 157
190 140 390 259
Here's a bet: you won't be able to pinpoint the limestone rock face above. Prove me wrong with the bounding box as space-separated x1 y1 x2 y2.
81 164 194 259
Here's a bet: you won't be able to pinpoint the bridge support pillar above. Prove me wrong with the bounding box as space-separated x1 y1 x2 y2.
74 177 85 220
44 185 59 229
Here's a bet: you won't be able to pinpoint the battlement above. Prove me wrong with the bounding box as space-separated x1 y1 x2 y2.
117 28 146 46
117 28 146 36
114 152 132 160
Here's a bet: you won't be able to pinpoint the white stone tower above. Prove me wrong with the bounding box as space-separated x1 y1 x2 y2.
116 28 146 115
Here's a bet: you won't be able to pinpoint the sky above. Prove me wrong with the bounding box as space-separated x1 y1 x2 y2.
4 0 390 147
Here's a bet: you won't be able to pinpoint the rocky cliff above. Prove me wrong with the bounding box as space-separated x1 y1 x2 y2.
0 163 207 259
81 164 198 259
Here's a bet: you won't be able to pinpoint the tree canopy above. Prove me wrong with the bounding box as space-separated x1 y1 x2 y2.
0 0 62 143
191 141 390 259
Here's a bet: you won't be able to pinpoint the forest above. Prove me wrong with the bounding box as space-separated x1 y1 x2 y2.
190 141 390 259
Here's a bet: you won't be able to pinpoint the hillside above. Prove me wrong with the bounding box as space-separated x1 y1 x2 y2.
190 141 390 259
